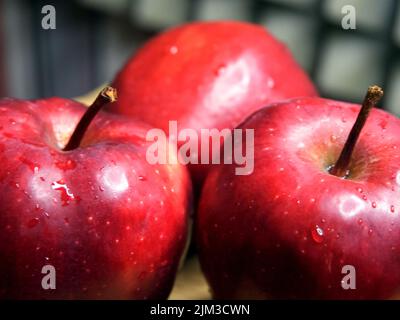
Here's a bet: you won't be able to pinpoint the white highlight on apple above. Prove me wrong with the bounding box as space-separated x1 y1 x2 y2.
146 121 254 175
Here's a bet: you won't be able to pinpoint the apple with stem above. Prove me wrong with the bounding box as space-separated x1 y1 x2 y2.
197 86 400 299
110 21 318 185
0 87 191 299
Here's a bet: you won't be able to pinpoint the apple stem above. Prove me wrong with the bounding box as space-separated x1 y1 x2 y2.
329 85 383 178
63 86 117 151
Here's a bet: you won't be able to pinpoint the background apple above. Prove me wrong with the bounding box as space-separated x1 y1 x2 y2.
197 87 400 299
0 88 192 299
110 21 318 185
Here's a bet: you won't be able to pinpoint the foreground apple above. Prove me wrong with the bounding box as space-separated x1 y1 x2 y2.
197 86 400 299
111 21 318 185
0 87 191 299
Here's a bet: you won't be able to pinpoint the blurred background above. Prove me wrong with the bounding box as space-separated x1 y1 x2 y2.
0 0 399 115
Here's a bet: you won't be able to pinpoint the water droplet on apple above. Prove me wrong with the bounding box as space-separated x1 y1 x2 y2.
52 179 75 206
368 229 373 236
341 117 347 123
357 218 363 225
55 159 77 171
138 175 146 181
330 135 337 143
27 218 40 228
379 119 388 130
362 195 367 200
371 201 377 208
19 156 40 172
390 205 395 213
357 187 363 193
169 46 178 55
311 225 324 243
214 64 226 76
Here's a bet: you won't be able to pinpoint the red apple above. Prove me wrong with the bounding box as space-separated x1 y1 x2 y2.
197 86 400 299
111 21 318 185
0 87 191 299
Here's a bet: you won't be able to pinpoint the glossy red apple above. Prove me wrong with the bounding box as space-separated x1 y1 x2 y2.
197 86 400 299
0 87 191 299
111 21 318 185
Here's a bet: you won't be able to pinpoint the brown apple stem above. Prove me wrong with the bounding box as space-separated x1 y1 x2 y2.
329 85 383 178
63 86 117 151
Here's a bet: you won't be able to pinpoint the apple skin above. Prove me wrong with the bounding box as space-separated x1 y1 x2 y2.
111 21 318 185
197 97 400 299
0 97 191 299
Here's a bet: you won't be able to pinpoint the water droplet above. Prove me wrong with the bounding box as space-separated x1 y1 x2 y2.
214 63 226 76
357 187 363 193
371 202 377 208
357 218 363 225
379 119 388 130
330 135 337 143
27 218 39 228
368 229 373 236
390 205 395 213
341 117 347 123
160 260 168 267
169 46 178 55
138 175 146 181
55 159 77 171
19 156 40 173
52 179 75 206
267 78 275 88
362 195 368 200
311 225 324 243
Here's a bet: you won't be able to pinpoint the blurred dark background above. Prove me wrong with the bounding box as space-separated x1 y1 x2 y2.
0 0 399 114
